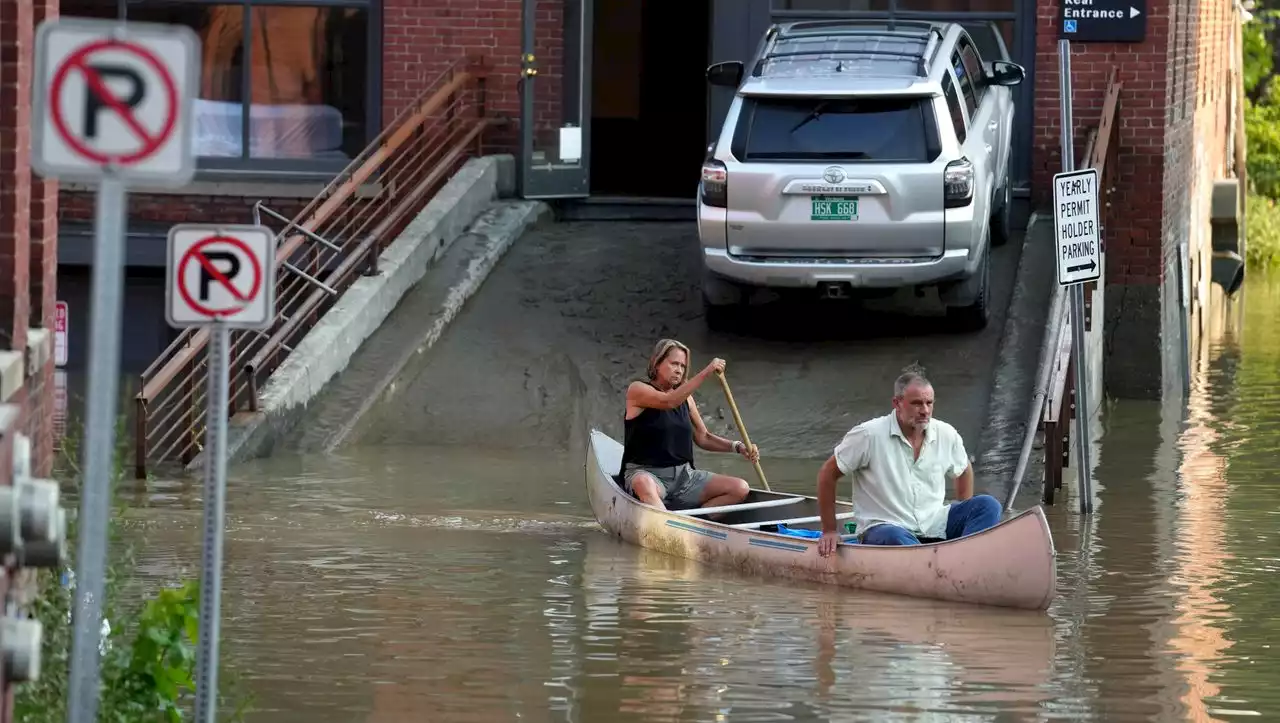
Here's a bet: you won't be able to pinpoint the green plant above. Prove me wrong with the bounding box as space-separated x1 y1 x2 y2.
13 419 252 722
1245 11 1280 200
101 581 202 723
1243 10 1274 97
1246 78 1280 200
1242 7 1280 269
1247 192 1280 270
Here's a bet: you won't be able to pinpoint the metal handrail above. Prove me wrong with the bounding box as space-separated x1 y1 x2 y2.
133 55 493 478
1004 68 1121 510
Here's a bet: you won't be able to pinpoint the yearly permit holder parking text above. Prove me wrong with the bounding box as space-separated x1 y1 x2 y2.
811 195 858 221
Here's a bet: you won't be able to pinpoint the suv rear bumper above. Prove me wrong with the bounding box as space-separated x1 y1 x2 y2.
701 246 976 289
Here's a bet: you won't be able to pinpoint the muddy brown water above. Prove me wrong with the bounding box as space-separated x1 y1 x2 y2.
99 271 1280 721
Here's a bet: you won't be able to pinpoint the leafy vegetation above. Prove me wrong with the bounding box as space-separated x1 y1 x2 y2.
1246 192 1280 269
14 423 251 722
1245 10 1280 198
1244 8 1280 269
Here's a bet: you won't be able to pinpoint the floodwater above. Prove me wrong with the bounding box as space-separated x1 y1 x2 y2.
98 271 1280 722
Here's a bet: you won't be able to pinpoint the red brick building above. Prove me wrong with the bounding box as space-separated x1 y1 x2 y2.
24 0 1241 399
1030 0 1245 398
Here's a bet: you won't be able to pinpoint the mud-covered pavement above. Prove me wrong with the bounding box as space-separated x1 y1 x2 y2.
305 218 1026 478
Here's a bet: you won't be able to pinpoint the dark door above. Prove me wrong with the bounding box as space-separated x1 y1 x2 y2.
519 0 594 198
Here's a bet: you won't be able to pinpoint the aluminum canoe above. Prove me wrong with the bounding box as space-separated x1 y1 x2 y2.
585 428 1057 611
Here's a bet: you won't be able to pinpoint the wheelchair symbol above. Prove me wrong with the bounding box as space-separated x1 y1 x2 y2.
1064 20 1078 32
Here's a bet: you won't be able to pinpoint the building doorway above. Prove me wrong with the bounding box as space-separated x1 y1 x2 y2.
589 0 712 199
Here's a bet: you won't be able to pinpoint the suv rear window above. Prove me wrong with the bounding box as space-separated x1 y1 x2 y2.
731 96 941 163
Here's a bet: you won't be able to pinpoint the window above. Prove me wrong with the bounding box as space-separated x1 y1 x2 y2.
959 21 1014 66
942 74 967 143
731 96 941 163
957 40 986 103
951 51 977 117
61 0 376 176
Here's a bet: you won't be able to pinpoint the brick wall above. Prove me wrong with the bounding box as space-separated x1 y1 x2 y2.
1 0 34 356
1032 0 1238 398
1032 1 1173 287
30 0 58 482
382 0 562 153
1 0 59 467
0 0 61 715
58 191 306 226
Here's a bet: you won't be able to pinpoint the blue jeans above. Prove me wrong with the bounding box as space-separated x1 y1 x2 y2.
860 495 1002 546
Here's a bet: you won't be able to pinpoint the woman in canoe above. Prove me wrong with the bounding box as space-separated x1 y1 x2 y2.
620 338 759 513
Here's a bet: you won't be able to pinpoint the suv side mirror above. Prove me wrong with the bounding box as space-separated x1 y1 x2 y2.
989 60 1025 87
706 61 744 88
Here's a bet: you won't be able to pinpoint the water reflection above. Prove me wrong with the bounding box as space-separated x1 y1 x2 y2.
578 541 1056 721
108 275 1280 721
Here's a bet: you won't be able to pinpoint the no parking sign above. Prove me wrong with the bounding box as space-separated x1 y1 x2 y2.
32 18 206 720
31 17 199 185
166 224 277 329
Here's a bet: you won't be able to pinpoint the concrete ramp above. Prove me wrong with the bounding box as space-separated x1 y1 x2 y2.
287 212 1052 504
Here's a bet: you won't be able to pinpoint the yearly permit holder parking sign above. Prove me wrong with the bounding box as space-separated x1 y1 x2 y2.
1053 168 1102 286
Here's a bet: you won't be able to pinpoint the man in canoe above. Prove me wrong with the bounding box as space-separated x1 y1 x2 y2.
815 364 1002 555
620 338 759 513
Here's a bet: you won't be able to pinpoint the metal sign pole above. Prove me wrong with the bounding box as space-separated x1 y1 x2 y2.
67 172 127 723
32 17 200 722
194 318 230 723
1058 39 1095 515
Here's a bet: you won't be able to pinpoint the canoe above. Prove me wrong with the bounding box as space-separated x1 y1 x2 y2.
585 429 1057 611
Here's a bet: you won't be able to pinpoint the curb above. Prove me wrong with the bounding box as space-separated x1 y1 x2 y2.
976 210 1055 509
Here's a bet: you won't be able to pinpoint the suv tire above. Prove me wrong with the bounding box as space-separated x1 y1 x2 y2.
946 245 990 332
991 181 1012 247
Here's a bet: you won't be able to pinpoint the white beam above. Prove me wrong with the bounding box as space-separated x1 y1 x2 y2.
673 496 806 517
730 511 857 530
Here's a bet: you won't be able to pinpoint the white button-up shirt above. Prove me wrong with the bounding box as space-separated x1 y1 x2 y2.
833 411 971 539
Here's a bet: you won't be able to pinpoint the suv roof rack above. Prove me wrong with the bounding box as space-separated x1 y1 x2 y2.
753 21 946 78
779 18 942 38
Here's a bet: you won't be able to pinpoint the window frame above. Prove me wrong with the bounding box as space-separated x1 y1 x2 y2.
729 95 942 164
956 36 986 106
950 49 977 118
107 0 381 182
941 72 968 144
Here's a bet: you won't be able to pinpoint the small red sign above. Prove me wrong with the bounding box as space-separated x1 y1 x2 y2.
54 300 68 367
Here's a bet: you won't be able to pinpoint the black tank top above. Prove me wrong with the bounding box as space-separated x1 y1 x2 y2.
621 382 695 471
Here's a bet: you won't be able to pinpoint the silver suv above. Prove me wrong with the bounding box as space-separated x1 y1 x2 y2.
697 19 1024 331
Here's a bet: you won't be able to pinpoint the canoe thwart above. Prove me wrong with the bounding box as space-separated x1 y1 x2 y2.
730 511 857 530
673 496 807 517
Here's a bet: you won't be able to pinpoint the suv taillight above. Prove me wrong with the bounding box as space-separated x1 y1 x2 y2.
701 161 728 208
944 158 974 209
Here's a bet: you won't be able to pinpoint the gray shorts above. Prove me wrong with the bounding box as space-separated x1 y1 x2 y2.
623 463 714 510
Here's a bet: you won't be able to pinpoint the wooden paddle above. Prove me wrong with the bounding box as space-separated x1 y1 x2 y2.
715 370 771 491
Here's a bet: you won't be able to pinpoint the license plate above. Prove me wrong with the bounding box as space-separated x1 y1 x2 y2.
811 196 859 221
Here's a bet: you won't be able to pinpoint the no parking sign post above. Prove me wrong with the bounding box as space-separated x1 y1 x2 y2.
30 16 200 723
166 223 276 723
